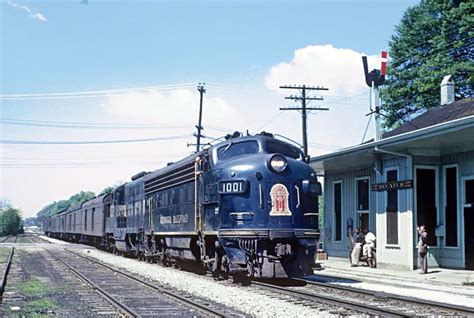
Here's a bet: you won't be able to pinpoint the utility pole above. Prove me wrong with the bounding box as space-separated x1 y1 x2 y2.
279 85 329 158
195 83 206 152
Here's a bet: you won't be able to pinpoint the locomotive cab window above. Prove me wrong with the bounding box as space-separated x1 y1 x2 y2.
265 140 302 160
217 140 259 161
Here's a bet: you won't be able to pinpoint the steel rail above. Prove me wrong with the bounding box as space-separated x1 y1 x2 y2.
0 248 15 295
66 249 225 317
47 250 139 317
296 278 474 316
0 236 12 243
253 280 406 317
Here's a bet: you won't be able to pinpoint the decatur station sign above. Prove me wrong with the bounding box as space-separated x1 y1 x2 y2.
372 180 413 192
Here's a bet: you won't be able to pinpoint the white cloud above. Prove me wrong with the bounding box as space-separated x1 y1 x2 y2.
31 12 47 22
101 88 244 132
265 44 379 97
8 0 48 22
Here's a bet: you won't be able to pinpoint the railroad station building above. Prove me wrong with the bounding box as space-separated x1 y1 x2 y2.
311 85 474 271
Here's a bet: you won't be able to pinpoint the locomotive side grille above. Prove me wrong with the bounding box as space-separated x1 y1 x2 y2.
145 162 195 195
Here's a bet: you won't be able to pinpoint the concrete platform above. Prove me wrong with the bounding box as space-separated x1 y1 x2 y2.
309 257 474 308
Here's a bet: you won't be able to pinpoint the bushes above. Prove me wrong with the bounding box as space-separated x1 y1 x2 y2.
0 206 23 236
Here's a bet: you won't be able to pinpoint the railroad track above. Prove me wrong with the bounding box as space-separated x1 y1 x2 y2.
296 278 474 316
49 249 240 317
0 236 12 243
251 278 474 317
0 248 15 296
253 280 406 316
0 236 18 243
27 234 45 244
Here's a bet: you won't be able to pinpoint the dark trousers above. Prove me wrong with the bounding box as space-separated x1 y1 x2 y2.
418 251 428 273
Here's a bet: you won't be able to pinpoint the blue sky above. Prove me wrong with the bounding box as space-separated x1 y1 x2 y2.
1 0 419 217
2 0 416 93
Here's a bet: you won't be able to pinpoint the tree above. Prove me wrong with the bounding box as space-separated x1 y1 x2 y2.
381 0 473 128
99 186 115 196
35 190 96 219
69 191 96 206
0 206 23 236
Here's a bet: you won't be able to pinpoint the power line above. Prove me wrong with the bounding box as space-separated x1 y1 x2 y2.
0 117 233 133
0 118 193 130
1 152 189 162
307 141 342 150
0 82 196 100
253 112 284 132
0 135 189 145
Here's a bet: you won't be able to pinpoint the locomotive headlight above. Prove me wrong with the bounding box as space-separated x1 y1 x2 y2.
270 155 287 173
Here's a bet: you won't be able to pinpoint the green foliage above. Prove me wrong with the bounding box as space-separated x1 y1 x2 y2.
19 277 53 296
0 205 23 236
381 0 473 128
99 186 115 196
36 190 96 218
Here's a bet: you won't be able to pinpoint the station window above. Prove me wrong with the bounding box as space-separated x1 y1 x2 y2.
386 169 399 245
333 181 342 241
445 166 458 246
356 178 370 231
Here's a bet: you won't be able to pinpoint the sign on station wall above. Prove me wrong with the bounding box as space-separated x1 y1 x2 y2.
371 180 413 192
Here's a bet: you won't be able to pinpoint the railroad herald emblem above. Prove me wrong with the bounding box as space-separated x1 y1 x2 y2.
269 183 292 216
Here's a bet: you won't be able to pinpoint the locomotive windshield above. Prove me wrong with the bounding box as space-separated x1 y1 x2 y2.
217 140 259 160
265 140 302 159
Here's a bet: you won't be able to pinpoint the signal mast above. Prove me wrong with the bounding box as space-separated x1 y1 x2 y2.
362 51 387 141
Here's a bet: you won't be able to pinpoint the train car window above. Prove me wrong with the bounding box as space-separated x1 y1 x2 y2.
217 141 259 161
91 208 95 231
84 209 88 231
105 204 111 218
265 140 301 159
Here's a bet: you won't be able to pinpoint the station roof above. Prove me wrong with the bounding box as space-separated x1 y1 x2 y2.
311 98 474 174
383 98 474 138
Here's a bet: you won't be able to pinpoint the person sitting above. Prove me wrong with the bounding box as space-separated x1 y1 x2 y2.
350 228 365 267
363 230 376 259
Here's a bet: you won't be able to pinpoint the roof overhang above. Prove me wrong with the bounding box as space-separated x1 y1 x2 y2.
311 116 474 174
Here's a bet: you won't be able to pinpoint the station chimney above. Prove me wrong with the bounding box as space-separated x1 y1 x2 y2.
440 75 455 105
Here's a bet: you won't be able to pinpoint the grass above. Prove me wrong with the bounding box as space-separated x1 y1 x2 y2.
8 277 59 316
18 277 53 296
0 247 12 262
7 299 58 317
16 236 33 243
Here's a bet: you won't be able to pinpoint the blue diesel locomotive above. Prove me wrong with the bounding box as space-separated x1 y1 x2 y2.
45 132 322 279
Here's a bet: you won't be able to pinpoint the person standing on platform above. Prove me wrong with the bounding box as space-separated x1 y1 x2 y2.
417 225 428 274
350 228 365 267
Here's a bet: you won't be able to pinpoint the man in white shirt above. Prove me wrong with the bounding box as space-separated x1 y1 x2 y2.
363 230 376 258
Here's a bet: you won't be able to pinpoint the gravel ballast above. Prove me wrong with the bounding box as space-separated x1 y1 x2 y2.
80 249 332 317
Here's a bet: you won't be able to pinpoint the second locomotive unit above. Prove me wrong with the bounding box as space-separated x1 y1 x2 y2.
45 131 322 279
